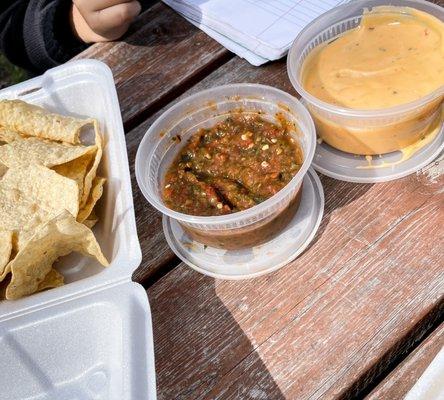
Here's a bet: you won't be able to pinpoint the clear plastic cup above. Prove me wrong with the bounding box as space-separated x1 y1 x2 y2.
135 84 316 250
287 0 444 156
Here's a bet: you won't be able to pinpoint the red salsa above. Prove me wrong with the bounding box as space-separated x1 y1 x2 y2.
162 113 303 216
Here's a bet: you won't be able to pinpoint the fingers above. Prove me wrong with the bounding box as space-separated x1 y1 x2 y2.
94 1 141 33
73 0 141 40
74 0 136 13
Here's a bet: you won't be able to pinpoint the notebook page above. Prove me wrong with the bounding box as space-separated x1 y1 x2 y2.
181 14 269 65
163 0 348 60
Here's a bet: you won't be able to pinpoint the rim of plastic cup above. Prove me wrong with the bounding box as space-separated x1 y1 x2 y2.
287 0 444 118
312 122 444 183
162 168 325 280
135 83 316 227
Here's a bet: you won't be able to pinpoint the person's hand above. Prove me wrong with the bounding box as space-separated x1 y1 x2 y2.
70 0 141 43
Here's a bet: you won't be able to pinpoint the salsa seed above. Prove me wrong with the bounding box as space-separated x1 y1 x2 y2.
276 148 283 155
204 153 211 159
216 202 223 209
262 144 269 151
261 161 269 168
271 138 277 143
201 192 206 196
241 134 248 140
165 184 171 188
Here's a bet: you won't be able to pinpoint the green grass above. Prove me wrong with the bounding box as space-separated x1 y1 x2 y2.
0 53 27 89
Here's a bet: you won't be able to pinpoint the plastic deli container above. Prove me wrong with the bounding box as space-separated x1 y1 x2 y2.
287 0 444 156
0 60 156 400
136 84 316 250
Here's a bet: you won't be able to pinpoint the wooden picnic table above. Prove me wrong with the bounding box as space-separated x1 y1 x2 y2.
76 1 444 398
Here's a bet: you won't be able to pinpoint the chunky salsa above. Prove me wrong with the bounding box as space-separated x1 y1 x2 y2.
162 113 303 216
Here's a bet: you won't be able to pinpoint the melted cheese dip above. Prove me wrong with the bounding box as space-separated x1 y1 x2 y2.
302 7 444 110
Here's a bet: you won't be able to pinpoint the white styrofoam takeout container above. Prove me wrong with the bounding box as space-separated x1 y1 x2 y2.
0 60 156 400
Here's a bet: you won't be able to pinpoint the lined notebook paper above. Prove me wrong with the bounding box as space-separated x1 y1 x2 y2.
162 0 350 65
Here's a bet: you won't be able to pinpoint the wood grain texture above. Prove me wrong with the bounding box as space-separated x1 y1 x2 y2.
73 0 444 396
75 2 231 129
138 23 444 395
129 54 443 282
366 323 444 400
147 170 443 399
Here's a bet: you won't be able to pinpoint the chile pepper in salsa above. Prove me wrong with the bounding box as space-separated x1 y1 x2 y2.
162 113 303 216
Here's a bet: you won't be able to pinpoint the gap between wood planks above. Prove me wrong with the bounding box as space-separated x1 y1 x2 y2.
367 322 444 399
123 51 234 132
144 192 442 399
141 255 181 288
355 299 443 399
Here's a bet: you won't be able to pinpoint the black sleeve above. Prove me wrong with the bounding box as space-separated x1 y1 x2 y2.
0 0 87 74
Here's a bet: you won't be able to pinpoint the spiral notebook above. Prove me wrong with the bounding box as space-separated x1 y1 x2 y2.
162 0 350 65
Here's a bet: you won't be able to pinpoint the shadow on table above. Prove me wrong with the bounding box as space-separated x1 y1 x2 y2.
149 276 286 399
302 176 374 253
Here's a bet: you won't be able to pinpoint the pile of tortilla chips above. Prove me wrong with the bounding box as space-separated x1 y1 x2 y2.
0 99 108 300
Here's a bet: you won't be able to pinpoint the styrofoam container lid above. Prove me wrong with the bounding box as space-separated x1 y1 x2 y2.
0 60 156 399
163 168 324 279
313 121 444 183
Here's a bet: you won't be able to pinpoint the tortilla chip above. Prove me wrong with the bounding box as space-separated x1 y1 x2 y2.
37 268 64 292
0 99 93 144
0 265 10 283
0 162 7 177
83 218 98 229
83 210 98 229
53 151 95 202
5 211 108 300
0 127 24 143
0 137 96 168
77 177 105 223
0 273 10 299
1 165 80 217
81 121 103 207
0 165 80 250
0 231 13 277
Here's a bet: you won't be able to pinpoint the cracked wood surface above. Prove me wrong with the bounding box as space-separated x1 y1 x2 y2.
124 54 443 400
147 171 443 399
367 323 444 400
76 0 444 397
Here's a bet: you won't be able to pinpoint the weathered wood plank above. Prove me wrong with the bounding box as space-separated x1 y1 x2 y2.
73 0 444 396
128 53 443 283
147 171 443 398
75 2 231 128
87 0 443 282
366 323 444 400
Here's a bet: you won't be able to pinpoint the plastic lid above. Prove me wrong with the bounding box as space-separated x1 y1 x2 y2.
163 168 324 280
312 123 444 183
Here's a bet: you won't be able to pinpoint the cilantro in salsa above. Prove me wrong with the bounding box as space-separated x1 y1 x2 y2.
162 113 303 216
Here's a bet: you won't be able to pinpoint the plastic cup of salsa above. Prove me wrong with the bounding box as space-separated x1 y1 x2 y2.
287 0 444 156
135 84 316 250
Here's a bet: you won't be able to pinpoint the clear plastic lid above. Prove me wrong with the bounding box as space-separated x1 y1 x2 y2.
287 0 444 181
313 118 444 183
163 169 324 279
